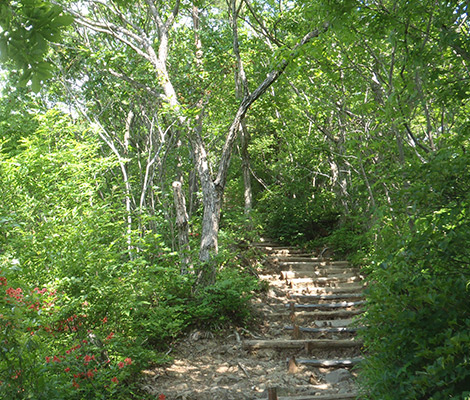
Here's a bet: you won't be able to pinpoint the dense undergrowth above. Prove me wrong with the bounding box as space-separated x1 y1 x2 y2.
358 149 470 400
0 111 261 400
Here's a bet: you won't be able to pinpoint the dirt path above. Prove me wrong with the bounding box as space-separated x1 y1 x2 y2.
142 241 365 400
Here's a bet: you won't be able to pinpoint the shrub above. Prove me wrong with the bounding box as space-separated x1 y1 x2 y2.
358 149 470 399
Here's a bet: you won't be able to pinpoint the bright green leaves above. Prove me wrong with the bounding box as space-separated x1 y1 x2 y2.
359 148 470 399
0 0 74 91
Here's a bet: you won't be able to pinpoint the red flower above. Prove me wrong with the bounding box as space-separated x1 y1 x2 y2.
64 367 71 373
124 357 132 365
72 380 79 389
118 362 125 369
102 316 108 323
111 377 119 384
45 356 51 363
106 332 114 340
159 395 166 400
53 355 61 363
86 370 94 379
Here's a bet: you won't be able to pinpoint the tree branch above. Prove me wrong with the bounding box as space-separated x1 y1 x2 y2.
214 24 329 188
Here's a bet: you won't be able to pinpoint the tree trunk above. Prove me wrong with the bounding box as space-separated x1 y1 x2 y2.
240 121 253 217
172 181 191 274
229 0 253 221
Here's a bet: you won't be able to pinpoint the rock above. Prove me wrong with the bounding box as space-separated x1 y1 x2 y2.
324 368 353 384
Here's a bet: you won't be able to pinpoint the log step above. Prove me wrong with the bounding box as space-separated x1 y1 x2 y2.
274 256 323 262
275 393 359 400
243 339 362 350
284 277 363 286
271 310 363 319
287 286 365 295
280 271 359 279
272 282 365 291
284 325 359 333
279 261 350 267
292 357 364 368
289 293 364 301
287 301 365 310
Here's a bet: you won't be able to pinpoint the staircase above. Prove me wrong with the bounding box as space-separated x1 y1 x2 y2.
249 240 365 399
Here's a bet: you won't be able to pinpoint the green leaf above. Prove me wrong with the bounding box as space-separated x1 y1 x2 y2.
31 75 42 93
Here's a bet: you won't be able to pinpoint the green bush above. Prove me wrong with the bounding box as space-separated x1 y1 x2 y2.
257 185 338 244
358 149 470 399
192 267 259 328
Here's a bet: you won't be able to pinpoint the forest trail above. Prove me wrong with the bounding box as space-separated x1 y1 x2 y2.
143 240 365 399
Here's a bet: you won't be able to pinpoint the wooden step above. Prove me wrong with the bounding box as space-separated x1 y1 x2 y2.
280 267 360 279
274 256 322 262
312 318 356 327
280 270 359 279
279 260 350 266
287 301 365 310
289 293 364 301
243 339 362 350
284 277 363 287
276 393 359 400
284 286 365 296
293 357 364 368
271 309 364 319
284 325 359 333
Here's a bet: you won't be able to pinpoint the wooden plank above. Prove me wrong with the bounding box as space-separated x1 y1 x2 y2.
290 293 364 301
284 325 359 333
285 277 363 287
293 357 364 367
276 392 359 400
287 301 365 310
282 285 365 294
274 256 323 262
280 271 359 280
279 261 350 267
286 286 365 294
243 339 362 350
270 310 364 319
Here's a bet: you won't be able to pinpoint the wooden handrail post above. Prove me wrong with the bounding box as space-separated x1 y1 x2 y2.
267 387 278 400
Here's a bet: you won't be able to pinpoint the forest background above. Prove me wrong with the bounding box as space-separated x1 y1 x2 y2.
0 0 469 399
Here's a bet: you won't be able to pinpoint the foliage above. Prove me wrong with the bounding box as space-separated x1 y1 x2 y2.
0 0 73 91
0 107 260 398
192 266 259 328
358 149 470 400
